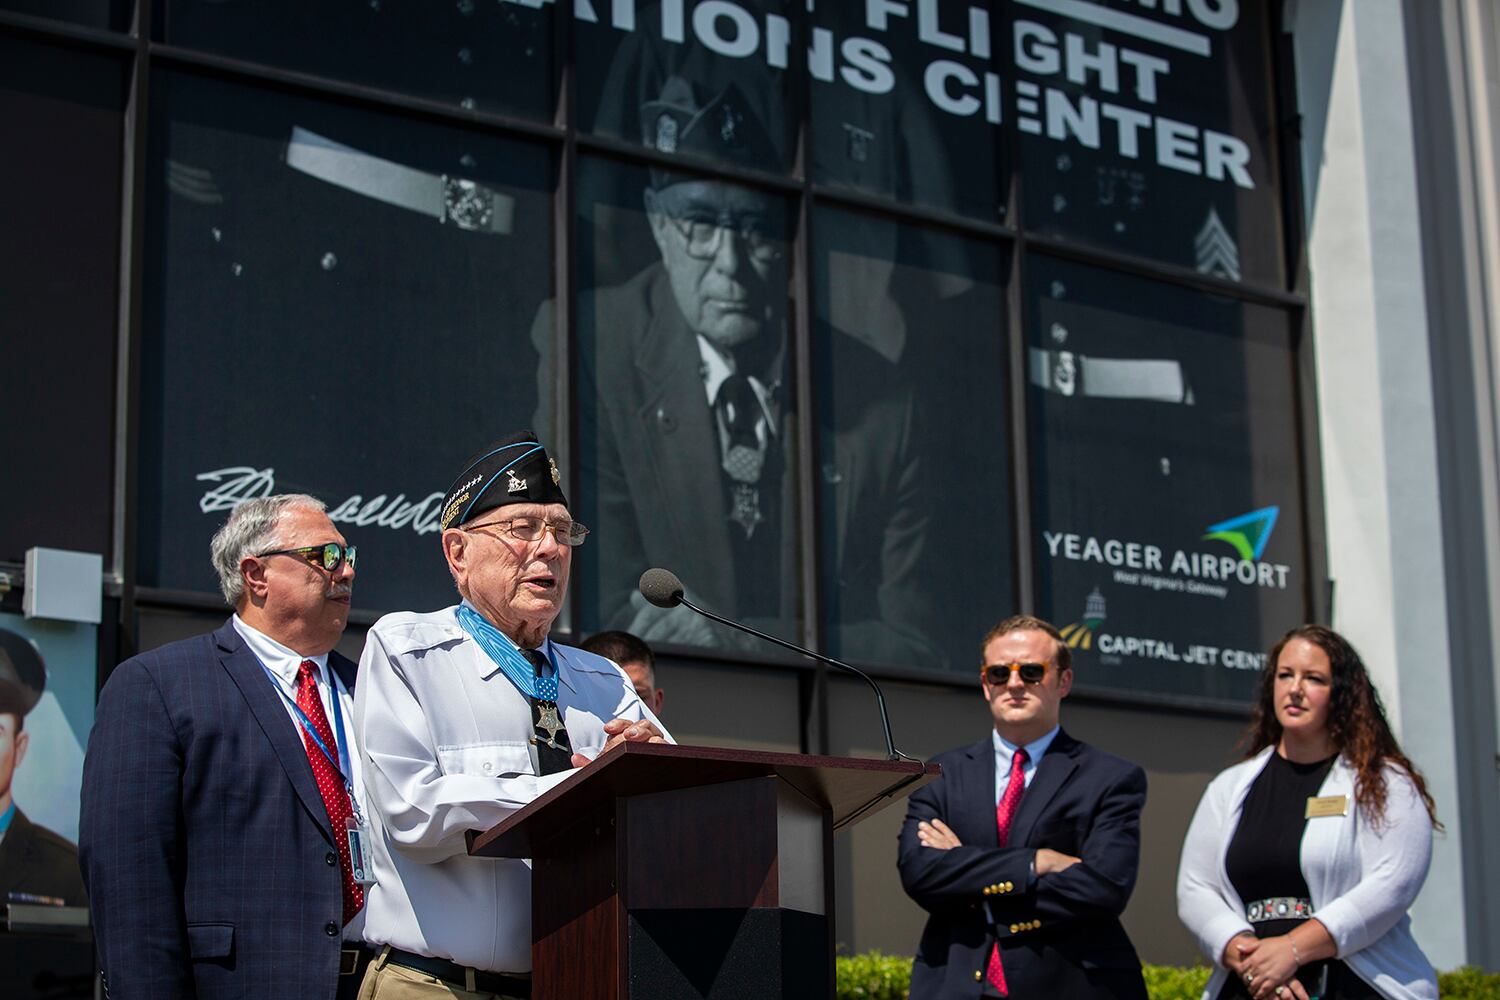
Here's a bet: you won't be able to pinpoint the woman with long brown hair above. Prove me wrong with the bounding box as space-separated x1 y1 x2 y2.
1177 625 1440 1000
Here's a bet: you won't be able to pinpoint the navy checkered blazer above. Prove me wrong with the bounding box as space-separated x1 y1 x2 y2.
80 619 357 1000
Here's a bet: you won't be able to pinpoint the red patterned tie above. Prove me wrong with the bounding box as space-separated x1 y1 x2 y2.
296 660 364 925
987 747 1029 995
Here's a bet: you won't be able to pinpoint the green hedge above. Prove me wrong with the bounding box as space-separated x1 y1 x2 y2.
833 953 1500 1000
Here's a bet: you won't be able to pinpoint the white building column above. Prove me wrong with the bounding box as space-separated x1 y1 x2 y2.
1292 0 1467 967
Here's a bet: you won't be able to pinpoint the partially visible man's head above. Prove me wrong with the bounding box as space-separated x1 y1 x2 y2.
581 630 662 715
211 494 354 657
440 433 579 649
0 628 44 811
979 615 1073 744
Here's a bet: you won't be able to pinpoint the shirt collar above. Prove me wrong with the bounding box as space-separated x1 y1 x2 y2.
456 602 575 694
697 335 777 433
233 614 329 685
992 725 1060 766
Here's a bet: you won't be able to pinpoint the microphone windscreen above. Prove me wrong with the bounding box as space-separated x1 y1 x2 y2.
639 568 685 608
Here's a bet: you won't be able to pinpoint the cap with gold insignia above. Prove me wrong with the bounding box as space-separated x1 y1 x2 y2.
0 628 46 719
439 430 569 531
640 77 779 185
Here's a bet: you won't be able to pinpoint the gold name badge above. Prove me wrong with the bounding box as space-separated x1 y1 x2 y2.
1305 795 1350 818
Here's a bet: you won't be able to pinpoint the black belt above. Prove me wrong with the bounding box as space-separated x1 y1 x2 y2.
386 947 532 998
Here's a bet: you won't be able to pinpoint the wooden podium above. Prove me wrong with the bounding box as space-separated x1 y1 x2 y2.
467 742 938 999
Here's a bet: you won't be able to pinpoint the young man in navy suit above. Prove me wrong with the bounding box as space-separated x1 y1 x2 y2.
898 615 1149 1000
81 494 370 1000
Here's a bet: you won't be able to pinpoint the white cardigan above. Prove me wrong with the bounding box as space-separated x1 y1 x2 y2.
1176 748 1438 1000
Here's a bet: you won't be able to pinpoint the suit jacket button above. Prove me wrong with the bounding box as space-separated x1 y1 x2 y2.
974 971 983 982
1009 923 1019 934
325 921 339 936
326 852 338 866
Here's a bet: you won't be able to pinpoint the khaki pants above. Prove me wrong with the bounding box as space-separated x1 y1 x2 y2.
357 947 528 1000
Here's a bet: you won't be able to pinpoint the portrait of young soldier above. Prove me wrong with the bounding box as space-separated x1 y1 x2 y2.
0 628 87 908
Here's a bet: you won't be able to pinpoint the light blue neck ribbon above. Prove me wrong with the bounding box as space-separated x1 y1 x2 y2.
0 801 14 837
456 603 558 701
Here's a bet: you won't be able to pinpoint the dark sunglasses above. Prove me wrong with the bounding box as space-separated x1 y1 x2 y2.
981 662 1050 685
256 542 357 573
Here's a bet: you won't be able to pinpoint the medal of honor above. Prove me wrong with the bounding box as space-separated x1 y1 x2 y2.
535 700 566 750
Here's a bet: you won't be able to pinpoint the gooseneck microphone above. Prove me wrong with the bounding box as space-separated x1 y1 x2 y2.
638 568 917 763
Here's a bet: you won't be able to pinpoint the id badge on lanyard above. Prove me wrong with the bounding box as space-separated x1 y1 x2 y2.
266 663 377 887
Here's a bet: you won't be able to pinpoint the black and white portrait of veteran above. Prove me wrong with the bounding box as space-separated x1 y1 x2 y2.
0 629 88 909
353 432 669 1000
534 77 940 665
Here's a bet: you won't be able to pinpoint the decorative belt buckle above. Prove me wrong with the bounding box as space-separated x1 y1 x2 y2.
442 176 494 232
340 948 361 975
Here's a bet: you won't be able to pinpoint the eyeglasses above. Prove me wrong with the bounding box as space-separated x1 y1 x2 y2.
981 662 1050 686
257 542 357 573
664 210 783 264
463 515 589 547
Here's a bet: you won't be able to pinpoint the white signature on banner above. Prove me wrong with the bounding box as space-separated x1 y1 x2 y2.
196 467 445 535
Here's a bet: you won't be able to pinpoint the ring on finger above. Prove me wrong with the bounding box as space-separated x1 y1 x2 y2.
1276 987 1287 997
1246 974 1256 986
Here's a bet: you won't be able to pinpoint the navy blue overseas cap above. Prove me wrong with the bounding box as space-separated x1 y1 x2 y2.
439 431 568 531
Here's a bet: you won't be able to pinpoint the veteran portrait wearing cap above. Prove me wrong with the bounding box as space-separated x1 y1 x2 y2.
353 431 669 999
0 628 88 908
531 75 942 666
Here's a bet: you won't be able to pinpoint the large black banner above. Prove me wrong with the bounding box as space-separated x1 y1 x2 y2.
1027 256 1303 703
138 71 554 613
125 2 1301 698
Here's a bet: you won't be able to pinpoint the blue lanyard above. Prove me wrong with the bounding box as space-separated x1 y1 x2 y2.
263 662 362 821
456 603 560 701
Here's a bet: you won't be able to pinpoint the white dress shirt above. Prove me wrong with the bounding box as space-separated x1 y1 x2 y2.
353 606 671 972
231 614 366 941
992 725 1060 802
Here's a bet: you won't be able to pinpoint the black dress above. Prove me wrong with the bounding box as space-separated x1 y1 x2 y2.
1216 753 1380 1000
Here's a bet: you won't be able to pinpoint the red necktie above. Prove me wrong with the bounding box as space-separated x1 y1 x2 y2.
987 747 1029 995
296 660 364 925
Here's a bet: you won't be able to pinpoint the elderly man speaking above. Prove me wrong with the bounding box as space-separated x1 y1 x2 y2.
354 431 667 1000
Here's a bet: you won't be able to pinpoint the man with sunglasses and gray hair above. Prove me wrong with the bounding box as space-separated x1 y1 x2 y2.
897 614 1149 1000
352 431 667 1000
82 494 371 1000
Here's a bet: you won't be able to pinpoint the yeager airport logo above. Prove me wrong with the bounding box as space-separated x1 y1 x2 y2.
1041 505 1289 601
1061 587 1266 672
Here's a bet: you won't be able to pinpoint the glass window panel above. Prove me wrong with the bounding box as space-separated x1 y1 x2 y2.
139 70 554 613
809 3 1006 221
568 155 799 649
1026 257 1306 705
158 0 554 120
1012 3 1284 286
814 208 1010 672
575 0 795 175
0 36 125 562
0 0 128 31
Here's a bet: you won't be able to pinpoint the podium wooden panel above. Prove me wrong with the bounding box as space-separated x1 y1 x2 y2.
467 742 937 1000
